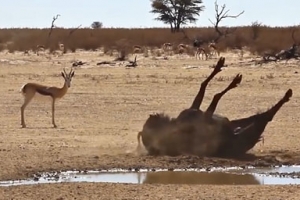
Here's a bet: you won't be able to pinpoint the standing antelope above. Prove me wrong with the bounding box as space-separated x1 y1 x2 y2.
208 42 220 58
133 45 142 54
58 42 65 55
162 43 173 51
177 44 189 54
195 47 208 60
20 68 75 128
36 45 45 56
162 43 173 55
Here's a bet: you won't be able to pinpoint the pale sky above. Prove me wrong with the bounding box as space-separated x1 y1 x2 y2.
0 0 299 28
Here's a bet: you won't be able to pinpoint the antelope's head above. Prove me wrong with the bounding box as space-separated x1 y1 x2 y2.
61 68 75 88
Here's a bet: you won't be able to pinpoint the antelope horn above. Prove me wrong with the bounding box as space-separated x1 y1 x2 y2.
69 68 73 75
63 68 67 75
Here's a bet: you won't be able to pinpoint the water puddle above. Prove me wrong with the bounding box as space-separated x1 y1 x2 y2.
1 165 300 186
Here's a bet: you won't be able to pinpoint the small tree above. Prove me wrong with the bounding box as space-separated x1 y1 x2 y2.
150 0 205 32
251 21 262 41
91 21 103 29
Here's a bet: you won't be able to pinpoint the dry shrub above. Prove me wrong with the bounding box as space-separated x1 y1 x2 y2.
222 34 246 51
185 46 196 56
114 38 131 60
103 46 111 55
143 48 150 57
251 21 263 41
152 48 163 57
0 26 299 55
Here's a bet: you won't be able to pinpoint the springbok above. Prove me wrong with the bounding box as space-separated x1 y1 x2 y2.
161 43 173 55
177 44 189 54
51 42 65 56
177 44 189 49
36 45 45 56
208 42 220 58
195 47 208 60
58 42 65 54
23 50 30 56
20 68 75 128
133 45 142 54
162 43 173 51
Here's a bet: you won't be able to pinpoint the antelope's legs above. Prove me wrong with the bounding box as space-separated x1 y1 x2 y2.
205 74 242 117
190 57 225 110
52 98 57 128
21 94 34 128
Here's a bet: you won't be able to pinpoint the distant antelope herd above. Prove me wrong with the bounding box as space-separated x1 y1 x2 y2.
22 39 223 61
23 42 65 56
108 40 223 59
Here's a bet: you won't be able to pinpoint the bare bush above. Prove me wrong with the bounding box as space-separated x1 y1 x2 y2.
251 21 262 41
0 26 299 55
114 38 131 61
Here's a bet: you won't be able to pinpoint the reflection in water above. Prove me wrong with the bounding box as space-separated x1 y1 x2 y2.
142 171 261 185
2 166 300 187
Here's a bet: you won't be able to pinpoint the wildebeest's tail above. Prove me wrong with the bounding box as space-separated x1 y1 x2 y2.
136 131 144 154
137 131 142 146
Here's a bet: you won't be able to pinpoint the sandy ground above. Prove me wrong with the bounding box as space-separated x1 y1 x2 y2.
0 50 300 199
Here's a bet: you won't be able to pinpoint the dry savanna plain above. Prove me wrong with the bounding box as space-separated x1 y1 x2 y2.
1 48 300 200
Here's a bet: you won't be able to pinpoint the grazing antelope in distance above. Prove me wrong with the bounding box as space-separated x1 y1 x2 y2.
58 42 65 54
20 68 75 128
51 42 65 56
195 47 208 60
162 43 173 51
36 45 45 56
23 50 30 56
208 42 220 58
162 42 173 55
133 45 143 54
177 44 189 54
232 46 246 59
177 44 189 49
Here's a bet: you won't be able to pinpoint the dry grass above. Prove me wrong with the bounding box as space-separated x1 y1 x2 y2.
0 51 300 198
0 26 300 56
0 52 299 170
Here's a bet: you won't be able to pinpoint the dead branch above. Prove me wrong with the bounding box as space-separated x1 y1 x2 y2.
46 14 60 46
97 61 116 66
72 60 86 67
208 0 244 42
255 54 278 66
256 45 300 66
68 24 82 38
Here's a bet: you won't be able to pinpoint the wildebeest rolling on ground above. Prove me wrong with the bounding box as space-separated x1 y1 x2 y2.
137 57 293 158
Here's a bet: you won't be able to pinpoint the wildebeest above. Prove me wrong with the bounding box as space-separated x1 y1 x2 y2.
137 57 293 158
